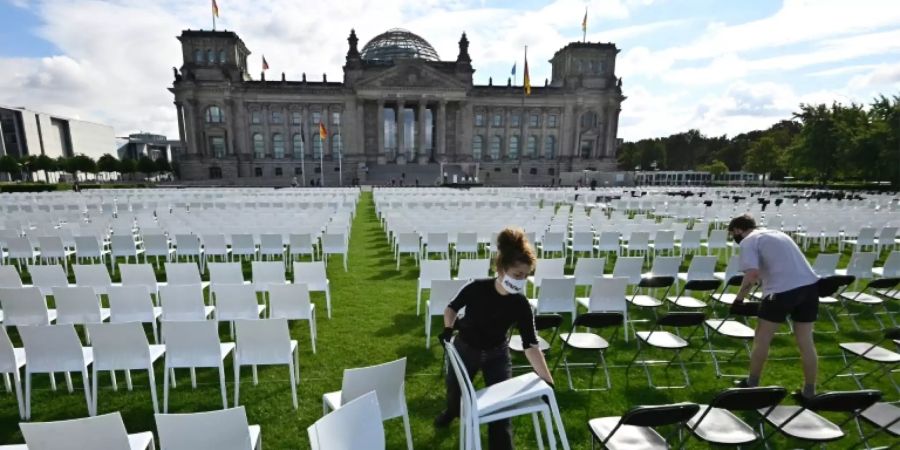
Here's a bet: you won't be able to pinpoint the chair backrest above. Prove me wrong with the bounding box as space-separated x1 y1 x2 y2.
119 264 158 291
307 391 385 450
230 234 256 253
289 233 314 253
686 256 717 280
165 262 202 285
419 259 451 282
573 258 605 285
202 234 228 253
216 284 261 321
654 230 675 247
252 261 286 288
597 231 620 250
235 318 292 365
846 252 877 277
812 253 840 277
628 231 650 248
74 235 103 255
429 280 469 314
534 258 566 284
611 257 643 284
708 230 727 246
397 233 419 250
682 279 722 292
648 256 680 278
0 326 18 372
706 386 787 412
260 233 284 250
457 259 490 280
28 264 69 294
209 262 246 285
322 233 345 251
620 402 701 427
0 265 23 288
444 343 479 418
73 264 112 292
142 234 169 254
20 412 132 450
53 286 103 324
159 284 206 321
573 312 624 329
588 277 628 313
657 311 706 328
110 235 137 253
174 234 201 254
156 406 254 450
0 287 52 326
292 261 328 290
803 390 882 413
162 320 223 367
37 236 66 257
107 285 155 322
536 277 576 314
879 251 900 277
680 230 702 247
18 324 86 372
87 322 152 371
340 357 407 420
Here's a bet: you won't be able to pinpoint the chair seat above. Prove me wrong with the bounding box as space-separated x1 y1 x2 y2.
219 343 235 360
818 296 839 304
860 402 900 436
248 425 261 449
687 406 757 445
149 344 166 363
875 289 900 300
840 292 883 304
666 296 707 308
509 335 550 352
630 295 663 308
204 306 216 318
839 343 900 363
636 331 688 349
711 293 738 305
560 332 609 350
761 406 844 441
322 390 341 411
705 320 754 339
474 372 551 416
588 417 667 450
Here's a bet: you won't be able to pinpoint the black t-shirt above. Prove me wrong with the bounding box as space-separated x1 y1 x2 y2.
448 278 539 350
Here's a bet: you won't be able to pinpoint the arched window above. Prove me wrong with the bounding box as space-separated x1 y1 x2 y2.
252 133 265 159
333 134 342 157
208 136 225 158
206 49 214 65
292 133 304 158
472 135 483 161
209 167 222 179
490 135 502 161
194 49 203 63
313 135 322 159
527 135 538 158
205 105 224 123
544 135 556 159
218 50 226 64
272 133 284 159
508 136 520 159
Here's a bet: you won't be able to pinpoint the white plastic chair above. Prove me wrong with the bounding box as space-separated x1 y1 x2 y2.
425 279 469 348
233 318 299 409
73 264 114 295
268 283 317 353
836 252 877 281
424 232 450 260
119 264 160 302
595 231 620 256
208 261 249 300
322 358 413 450
702 230 729 256
608 256 644 285
215 284 266 338
0 287 57 327
110 235 144 268
395 233 421 269
568 231 595 264
155 406 261 450
142 234 175 270
576 277 630 341
540 232 566 259
675 230 702 255
678 255 718 283
202 234 232 263
17 412 154 450
164 262 209 290
0 266 24 289
108 285 162 344
159 284 215 321
87 322 165 414
292 261 332 319
527 258 566 298
812 253 840 277
872 251 900 278
649 230 675 257
322 233 348 271
308 391 384 450
454 232 479 266
417 259 451 315
528 278 577 320
19 324 94 419
456 259 490 281
289 233 317 262
568 258 605 293
8 237 39 268
0 326 26 419
230 234 258 262
37 236 74 271
27 264 71 297
251 261 288 294
74 235 109 266
174 234 205 272
161 320 235 412
52 286 111 341
259 234 286 265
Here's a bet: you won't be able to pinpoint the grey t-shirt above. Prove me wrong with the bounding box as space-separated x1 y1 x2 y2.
738 229 819 295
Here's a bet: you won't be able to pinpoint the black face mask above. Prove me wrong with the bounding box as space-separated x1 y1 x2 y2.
732 232 744 244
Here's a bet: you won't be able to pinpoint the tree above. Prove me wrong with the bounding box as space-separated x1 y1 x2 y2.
70 155 97 181
19 155 36 182
0 155 19 181
119 158 138 180
744 136 781 185
137 156 156 180
700 159 728 180
97 154 120 182
790 103 841 184
154 157 171 174
32 154 56 183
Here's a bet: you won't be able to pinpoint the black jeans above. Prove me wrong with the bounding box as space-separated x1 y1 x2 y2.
445 338 514 450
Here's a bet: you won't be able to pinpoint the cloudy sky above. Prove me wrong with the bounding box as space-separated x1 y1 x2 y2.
1 0 899 143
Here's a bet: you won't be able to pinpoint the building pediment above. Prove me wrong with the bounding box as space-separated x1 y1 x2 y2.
355 61 468 90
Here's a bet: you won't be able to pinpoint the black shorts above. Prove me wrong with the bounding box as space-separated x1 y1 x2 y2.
758 282 819 323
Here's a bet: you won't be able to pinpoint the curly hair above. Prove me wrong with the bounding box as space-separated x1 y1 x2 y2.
494 227 536 272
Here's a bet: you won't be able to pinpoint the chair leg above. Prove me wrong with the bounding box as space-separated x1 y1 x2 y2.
234 362 241 406
92 366 99 415
402 410 414 450
82 368 93 416
13 371 24 420
148 368 159 414
531 413 545 450
219 364 228 409
163 365 170 413
288 361 298 410
25 371 31 420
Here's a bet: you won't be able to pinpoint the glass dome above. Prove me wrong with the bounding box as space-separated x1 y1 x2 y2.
360 28 440 63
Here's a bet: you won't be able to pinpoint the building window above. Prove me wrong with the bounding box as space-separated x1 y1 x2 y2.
548 114 558 128
492 113 502 127
209 167 222 179
512 167 519 174
474 112 484 127
313 135 322 159
528 113 540 127
527 135 538 158
314 167 321 174
294 167 302 175
291 111 302 125
251 111 261 124
205 106 224 123
254 167 263 177
206 49 214 65
271 111 283 124
272 133 284 159
218 50 226 64
292 133 304 158
510 113 521 127
580 139 593 159
544 135 557 159
490 135 502 161
209 136 225 158
581 112 596 129
508 135 519 159
548 168 555 175
331 111 341 127
312 111 322 125
252 133 265 159
274 167 283 176
194 49 203 63
472 135 483 160
529 167 538 175
333 134 342 156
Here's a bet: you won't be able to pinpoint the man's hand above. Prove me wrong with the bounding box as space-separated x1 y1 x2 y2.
439 327 454 345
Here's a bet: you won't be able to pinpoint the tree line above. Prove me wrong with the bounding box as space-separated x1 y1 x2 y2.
618 94 900 186
0 153 171 183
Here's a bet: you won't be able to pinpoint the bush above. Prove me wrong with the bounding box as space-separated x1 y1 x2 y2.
0 184 57 193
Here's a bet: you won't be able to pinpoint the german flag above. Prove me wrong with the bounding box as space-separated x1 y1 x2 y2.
262 55 269 71
319 121 328 141
523 51 531 96
212 0 219 17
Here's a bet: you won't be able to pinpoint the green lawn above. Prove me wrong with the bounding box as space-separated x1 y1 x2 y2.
0 192 897 448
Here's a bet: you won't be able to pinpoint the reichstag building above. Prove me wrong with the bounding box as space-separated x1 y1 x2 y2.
170 28 625 185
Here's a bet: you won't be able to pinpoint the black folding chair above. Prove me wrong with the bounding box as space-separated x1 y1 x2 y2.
551 312 623 391
509 313 563 373
627 275 674 331
626 312 706 389
666 279 721 310
817 275 856 333
855 401 900 448
703 301 760 378
711 274 744 317
588 402 700 450
837 277 900 331
822 327 900 394
686 386 787 447
757 390 882 449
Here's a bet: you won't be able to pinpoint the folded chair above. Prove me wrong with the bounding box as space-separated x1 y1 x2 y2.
856 401 900 448
703 301 759 378
552 312 623 391
686 386 787 447
626 312 706 389
588 402 700 450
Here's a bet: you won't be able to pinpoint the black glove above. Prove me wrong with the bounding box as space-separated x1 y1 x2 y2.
439 327 454 344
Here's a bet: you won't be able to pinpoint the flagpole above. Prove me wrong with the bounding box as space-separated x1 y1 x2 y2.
320 135 325 187
301 126 306 187
520 45 527 187
583 6 587 42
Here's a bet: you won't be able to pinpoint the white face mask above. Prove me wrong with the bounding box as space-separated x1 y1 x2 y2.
501 275 527 295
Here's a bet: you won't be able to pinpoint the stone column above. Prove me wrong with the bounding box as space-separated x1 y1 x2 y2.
460 102 473 161
302 104 310 159
182 100 197 155
539 109 547 160
572 107 582 159
436 100 447 160
175 102 187 147
355 101 364 158
607 105 620 158
484 108 493 161
376 99 385 163
261 104 271 159
522 108 530 158
417 99 427 163
502 107 511 160
396 99 406 163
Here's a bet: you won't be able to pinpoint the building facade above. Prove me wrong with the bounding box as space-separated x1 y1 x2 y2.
0 105 115 160
170 28 625 186
117 133 178 161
